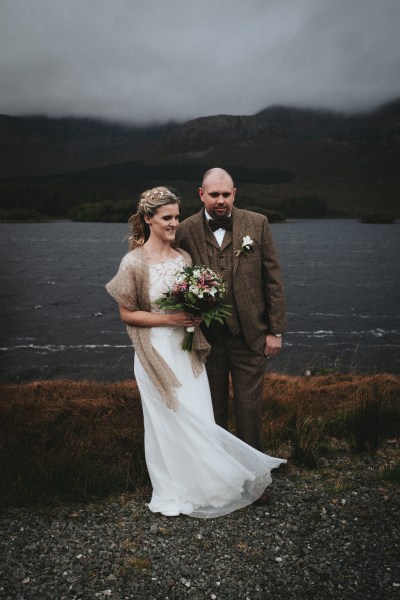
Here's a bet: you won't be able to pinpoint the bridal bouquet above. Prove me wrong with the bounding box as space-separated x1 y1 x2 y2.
156 265 231 351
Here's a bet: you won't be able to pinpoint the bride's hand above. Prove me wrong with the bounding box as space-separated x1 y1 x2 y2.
166 312 198 327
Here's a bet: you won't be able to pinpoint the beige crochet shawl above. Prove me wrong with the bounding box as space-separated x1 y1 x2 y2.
106 246 210 411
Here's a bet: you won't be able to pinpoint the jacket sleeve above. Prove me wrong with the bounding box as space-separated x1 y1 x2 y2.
261 219 286 333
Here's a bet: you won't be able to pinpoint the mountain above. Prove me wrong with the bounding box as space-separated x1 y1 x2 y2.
146 101 399 216
0 114 179 178
1 100 399 219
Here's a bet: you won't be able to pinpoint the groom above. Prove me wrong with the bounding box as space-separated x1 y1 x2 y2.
176 167 286 454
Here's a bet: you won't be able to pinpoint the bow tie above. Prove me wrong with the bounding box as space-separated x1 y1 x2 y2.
208 217 232 232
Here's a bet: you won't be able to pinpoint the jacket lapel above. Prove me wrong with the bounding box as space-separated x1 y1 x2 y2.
187 208 249 271
204 221 221 250
232 207 247 276
220 230 232 251
189 209 216 264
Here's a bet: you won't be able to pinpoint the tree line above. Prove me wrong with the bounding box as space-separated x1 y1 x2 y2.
0 158 339 223
0 180 338 223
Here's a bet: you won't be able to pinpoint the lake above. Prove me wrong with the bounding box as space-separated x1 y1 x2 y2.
0 219 399 382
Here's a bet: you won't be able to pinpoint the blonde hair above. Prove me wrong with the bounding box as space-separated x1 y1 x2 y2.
127 186 180 250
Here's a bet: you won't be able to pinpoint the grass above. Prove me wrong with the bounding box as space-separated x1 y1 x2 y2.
0 381 150 506
0 374 399 507
379 462 400 485
343 382 398 452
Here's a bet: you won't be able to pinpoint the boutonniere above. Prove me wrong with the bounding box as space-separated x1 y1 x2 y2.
235 235 254 257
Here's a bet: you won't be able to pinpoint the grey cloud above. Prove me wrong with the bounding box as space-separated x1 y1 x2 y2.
1 0 400 124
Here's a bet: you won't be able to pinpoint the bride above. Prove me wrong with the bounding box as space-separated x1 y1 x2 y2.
106 187 286 518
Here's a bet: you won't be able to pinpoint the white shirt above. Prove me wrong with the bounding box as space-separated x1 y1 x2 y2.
204 210 230 247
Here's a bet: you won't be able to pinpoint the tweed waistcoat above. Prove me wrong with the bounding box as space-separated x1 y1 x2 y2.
205 225 241 335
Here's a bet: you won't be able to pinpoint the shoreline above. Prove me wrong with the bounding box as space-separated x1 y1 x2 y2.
1 368 399 385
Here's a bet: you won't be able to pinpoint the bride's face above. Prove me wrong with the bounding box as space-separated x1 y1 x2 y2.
146 203 180 243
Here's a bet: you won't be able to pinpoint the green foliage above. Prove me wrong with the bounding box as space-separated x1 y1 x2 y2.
313 356 342 376
0 163 293 222
155 264 231 327
69 199 132 222
0 180 133 220
179 199 201 220
277 196 332 218
69 199 287 224
0 208 43 222
360 212 396 224
237 203 286 222
0 179 352 222
0 182 79 217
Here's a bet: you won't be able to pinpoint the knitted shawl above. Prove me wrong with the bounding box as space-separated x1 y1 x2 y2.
106 246 210 411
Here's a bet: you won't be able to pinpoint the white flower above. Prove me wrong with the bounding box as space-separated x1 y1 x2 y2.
242 235 253 246
235 235 254 257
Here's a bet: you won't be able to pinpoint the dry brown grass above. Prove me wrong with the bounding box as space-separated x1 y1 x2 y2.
260 373 400 461
0 380 148 506
0 374 399 506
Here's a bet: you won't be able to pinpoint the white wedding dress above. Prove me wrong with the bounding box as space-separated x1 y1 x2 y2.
134 255 286 518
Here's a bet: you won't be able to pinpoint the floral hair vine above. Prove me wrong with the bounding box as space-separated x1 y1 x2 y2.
139 190 159 208
138 198 148 212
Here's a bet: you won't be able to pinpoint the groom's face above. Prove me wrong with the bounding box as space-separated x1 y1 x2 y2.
199 175 236 220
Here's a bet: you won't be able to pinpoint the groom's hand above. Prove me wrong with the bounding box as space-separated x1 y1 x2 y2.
265 334 282 358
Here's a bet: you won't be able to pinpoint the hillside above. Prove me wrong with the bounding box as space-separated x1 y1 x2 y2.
149 101 400 215
0 114 179 178
0 100 399 220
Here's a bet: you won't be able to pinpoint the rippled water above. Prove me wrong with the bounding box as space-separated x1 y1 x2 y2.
0 219 399 382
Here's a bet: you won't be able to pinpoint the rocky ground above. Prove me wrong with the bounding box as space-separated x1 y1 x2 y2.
0 449 399 600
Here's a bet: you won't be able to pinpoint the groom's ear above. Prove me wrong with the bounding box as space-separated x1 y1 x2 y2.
198 187 205 203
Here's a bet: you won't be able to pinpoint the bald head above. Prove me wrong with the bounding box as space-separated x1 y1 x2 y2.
201 168 235 189
199 167 236 220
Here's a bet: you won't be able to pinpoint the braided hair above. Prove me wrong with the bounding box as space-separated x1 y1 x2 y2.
127 187 180 250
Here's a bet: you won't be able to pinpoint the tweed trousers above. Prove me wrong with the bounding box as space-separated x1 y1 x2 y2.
176 207 286 452
201 222 266 451
204 326 266 452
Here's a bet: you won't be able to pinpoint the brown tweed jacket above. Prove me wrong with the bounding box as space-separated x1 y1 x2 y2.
175 207 286 353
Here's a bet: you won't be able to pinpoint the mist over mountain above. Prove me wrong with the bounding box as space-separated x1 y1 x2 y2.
0 99 399 220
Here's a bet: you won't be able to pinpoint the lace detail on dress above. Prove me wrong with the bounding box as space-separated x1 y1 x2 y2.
149 255 186 339
149 255 186 311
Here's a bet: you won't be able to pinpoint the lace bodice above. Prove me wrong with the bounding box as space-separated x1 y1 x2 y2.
149 255 186 312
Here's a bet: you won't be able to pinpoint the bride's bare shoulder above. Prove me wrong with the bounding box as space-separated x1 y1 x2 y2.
176 247 192 266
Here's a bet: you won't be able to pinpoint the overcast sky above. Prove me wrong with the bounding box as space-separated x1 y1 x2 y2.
1 0 400 124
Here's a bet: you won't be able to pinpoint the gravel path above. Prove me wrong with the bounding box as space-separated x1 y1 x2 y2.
1 451 399 600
